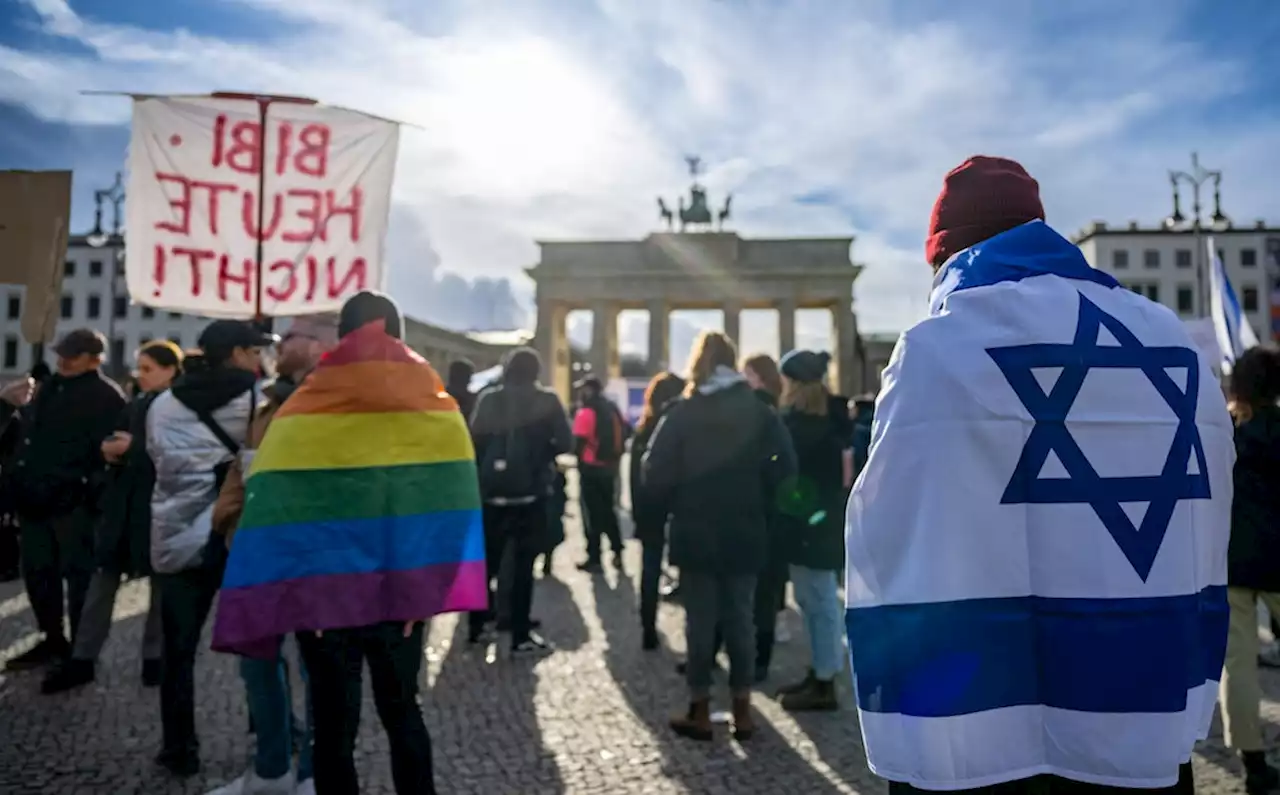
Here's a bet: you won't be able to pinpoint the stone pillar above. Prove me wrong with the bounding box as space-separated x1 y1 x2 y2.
590 301 620 383
535 300 571 403
647 299 668 374
777 298 796 355
831 299 859 396
722 301 742 350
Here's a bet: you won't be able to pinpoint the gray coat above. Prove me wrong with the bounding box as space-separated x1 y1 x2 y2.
148 384 256 574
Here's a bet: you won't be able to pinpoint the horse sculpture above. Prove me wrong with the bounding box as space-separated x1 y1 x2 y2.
657 197 674 230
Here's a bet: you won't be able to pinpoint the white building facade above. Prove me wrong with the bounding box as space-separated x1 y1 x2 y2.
1074 219 1280 342
0 235 211 379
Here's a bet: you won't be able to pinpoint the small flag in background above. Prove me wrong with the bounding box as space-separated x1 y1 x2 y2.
1207 235 1260 372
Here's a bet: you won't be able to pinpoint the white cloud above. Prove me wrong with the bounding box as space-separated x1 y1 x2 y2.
3 0 1277 345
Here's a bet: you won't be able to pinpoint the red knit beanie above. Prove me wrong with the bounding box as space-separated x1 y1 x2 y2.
925 155 1045 269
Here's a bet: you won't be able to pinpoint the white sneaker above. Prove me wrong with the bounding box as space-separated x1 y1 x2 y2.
205 771 296 795
293 780 316 795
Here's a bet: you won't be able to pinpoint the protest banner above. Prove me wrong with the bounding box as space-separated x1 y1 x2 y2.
125 94 400 318
0 170 72 343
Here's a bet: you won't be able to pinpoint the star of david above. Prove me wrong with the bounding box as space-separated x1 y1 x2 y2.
986 293 1211 581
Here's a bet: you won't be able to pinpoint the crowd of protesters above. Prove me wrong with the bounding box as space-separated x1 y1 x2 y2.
4 156 1280 795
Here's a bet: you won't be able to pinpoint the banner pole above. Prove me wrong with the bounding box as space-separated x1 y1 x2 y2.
253 98 269 329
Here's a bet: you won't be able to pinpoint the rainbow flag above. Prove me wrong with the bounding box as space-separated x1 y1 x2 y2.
211 322 487 658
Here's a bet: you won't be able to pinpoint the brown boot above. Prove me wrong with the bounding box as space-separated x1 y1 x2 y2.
780 677 839 712
670 698 713 741
732 692 756 741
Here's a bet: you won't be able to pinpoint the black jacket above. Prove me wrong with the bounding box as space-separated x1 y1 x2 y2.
470 382 573 501
629 397 681 546
642 370 796 575
777 406 848 571
1228 405 1280 591
0 370 126 519
95 393 160 576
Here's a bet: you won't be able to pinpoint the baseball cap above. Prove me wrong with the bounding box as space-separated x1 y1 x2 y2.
54 328 107 359
197 320 279 359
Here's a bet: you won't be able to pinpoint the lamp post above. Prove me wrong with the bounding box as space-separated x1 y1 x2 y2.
85 173 126 378
1163 153 1229 317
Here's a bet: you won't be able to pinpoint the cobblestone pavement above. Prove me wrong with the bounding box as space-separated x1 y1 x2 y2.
0 497 1277 793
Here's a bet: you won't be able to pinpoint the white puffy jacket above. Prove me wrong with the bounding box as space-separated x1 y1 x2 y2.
148 376 257 574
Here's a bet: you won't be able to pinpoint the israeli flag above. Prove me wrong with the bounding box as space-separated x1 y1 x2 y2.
1207 235 1261 372
845 221 1233 790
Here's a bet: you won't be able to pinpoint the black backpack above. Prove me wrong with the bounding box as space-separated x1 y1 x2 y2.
478 390 540 502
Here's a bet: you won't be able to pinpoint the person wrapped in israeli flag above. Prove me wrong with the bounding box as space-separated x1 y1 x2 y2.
845 156 1234 794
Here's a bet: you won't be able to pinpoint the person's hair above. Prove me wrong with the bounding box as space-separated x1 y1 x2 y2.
638 372 686 435
339 290 403 339
742 353 782 401
1228 347 1280 424
503 347 541 386
137 340 185 373
683 331 738 396
782 378 830 416
447 358 475 389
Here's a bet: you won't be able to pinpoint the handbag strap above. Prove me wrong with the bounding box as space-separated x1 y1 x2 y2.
194 388 258 457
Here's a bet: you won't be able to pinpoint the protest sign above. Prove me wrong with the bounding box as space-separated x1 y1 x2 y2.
126 96 400 318
0 170 72 343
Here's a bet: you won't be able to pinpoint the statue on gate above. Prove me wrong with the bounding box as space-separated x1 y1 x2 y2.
655 155 731 233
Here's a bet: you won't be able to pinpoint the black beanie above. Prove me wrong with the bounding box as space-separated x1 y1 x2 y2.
339 290 403 339
780 349 831 383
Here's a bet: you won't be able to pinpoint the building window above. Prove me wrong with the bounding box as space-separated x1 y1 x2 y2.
115 260 125 277
140 335 152 345
64 260 75 277
113 296 128 319
110 338 125 367
168 336 182 347
141 306 155 319
60 294 73 319
1112 250 1129 269
1175 249 1192 268
89 260 103 278
86 294 101 319
1243 286 1260 313
1144 284 1160 302
3 337 17 370
6 295 19 320
169 312 182 320
1143 249 1160 269
1176 285 1194 314
1242 248 1258 267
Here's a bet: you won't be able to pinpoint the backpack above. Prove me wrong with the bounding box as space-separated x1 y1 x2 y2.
591 399 628 466
478 390 540 502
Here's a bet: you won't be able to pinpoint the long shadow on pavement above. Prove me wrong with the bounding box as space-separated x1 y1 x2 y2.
429 609 569 793
592 568 854 793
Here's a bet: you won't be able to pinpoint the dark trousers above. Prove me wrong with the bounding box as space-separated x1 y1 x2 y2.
886 763 1194 795
0 513 18 577
467 501 542 646
298 622 434 795
20 509 95 644
753 557 788 672
156 565 220 757
580 467 622 562
640 537 665 634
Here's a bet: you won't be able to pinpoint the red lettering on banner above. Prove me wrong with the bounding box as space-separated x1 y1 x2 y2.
152 244 167 297
154 173 192 235
274 121 293 176
303 256 320 302
217 254 254 303
190 179 237 235
327 257 367 298
211 114 228 168
241 191 283 241
295 125 330 177
282 189 323 242
171 247 215 297
265 259 298 302
323 187 363 242
226 121 262 175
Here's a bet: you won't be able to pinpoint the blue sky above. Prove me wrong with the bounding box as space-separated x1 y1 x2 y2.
2 0 1279 363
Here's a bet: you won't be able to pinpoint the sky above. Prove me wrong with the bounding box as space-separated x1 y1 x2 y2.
2 0 1279 366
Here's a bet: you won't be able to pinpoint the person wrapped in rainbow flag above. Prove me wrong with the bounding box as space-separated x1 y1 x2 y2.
212 291 486 795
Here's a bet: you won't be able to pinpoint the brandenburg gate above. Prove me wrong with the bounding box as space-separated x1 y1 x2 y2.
528 158 866 402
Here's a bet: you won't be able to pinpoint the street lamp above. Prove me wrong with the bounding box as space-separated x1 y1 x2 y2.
1163 153 1229 317
86 173 126 377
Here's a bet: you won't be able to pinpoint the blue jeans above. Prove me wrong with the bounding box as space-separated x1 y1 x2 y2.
789 565 844 680
241 639 313 781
